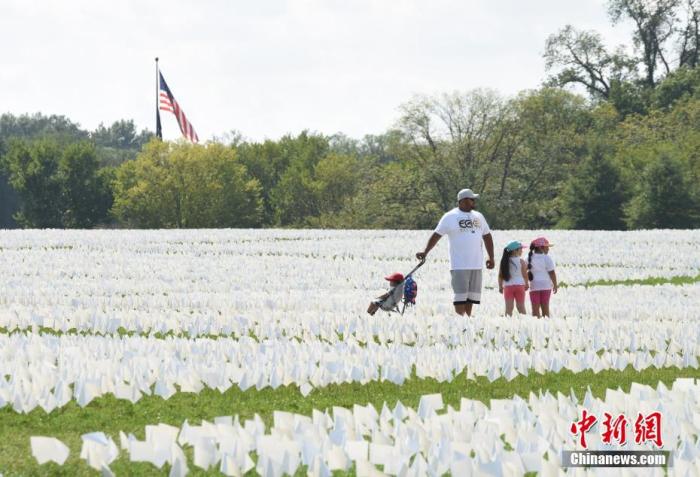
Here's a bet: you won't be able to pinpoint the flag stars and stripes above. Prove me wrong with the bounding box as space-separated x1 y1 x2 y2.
158 72 199 143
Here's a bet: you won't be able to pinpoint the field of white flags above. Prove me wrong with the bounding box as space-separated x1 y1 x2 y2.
1 228 700 476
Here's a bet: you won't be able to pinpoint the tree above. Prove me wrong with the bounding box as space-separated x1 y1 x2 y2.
609 0 681 87
677 0 700 67
501 88 592 228
56 142 114 228
237 132 329 226
1 139 111 228
1 139 63 227
557 146 627 229
91 120 154 167
111 140 262 228
0 113 91 228
544 25 637 99
625 152 699 228
0 113 88 142
545 1 699 111
338 161 444 229
652 64 700 107
269 163 319 226
396 90 520 212
313 154 361 214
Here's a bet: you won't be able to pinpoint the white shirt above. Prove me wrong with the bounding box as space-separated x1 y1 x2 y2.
503 257 526 286
529 253 556 291
434 208 491 270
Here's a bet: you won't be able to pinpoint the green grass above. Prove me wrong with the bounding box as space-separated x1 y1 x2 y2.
561 273 700 288
1 365 699 476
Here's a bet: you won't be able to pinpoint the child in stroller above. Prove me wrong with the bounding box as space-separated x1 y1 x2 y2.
366 259 424 316
367 272 404 315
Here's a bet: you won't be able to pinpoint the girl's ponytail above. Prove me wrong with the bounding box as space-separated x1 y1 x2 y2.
527 245 534 281
499 248 511 282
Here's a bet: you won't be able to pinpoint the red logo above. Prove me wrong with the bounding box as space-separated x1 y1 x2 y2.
601 413 628 445
634 412 663 447
570 410 664 449
570 409 598 448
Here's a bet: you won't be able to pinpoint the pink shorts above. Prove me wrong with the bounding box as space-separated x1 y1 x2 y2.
530 289 552 306
503 285 526 303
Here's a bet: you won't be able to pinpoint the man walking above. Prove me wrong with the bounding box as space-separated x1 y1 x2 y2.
416 188 495 316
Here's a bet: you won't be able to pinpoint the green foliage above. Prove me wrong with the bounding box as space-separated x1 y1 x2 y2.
1 53 698 231
312 153 362 219
607 79 650 116
652 65 700 108
625 152 700 228
500 88 592 228
0 173 19 228
331 161 443 229
237 132 330 226
1 139 62 227
544 25 637 99
0 114 155 228
0 112 88 142
396 90 519 212
557 145 627 230
57 142 114 228
612 96 700 225
0 139 111 228
111 140 263 228
91 119 154 167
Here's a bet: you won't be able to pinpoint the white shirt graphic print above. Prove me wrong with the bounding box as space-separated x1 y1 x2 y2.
434 208 490 270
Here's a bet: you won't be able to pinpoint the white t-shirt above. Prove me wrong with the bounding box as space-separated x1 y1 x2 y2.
503 257 526 286
434 208 491 270
529 253 556 291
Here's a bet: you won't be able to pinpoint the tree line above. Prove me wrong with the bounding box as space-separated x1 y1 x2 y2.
1 0 698 230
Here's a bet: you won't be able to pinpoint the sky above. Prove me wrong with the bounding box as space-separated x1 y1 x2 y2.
0 0 635 142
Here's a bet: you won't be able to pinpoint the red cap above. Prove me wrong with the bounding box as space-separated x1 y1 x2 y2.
384 272 404 282
531 236 553 247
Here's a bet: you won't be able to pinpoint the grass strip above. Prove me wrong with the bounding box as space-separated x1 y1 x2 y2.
1 365 699 475
561 273 700 288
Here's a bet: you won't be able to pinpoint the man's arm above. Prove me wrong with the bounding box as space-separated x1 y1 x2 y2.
483 233 495 269
416 232 442 260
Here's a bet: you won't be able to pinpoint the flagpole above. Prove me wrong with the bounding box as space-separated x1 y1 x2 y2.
155 57 162 140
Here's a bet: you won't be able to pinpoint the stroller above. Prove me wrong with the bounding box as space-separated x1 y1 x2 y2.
367 259 425 316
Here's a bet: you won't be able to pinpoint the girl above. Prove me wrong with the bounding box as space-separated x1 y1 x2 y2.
527 236 558 318
498 241 529 316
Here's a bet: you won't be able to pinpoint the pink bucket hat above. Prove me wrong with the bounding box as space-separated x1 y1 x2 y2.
531 236 554 247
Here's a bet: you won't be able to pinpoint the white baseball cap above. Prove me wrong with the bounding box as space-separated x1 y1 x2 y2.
457 188 479 201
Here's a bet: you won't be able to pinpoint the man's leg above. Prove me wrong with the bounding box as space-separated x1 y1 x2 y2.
451 270 469 316
464 270 481 318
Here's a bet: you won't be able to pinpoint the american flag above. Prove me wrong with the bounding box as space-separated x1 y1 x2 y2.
158 72 199 143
